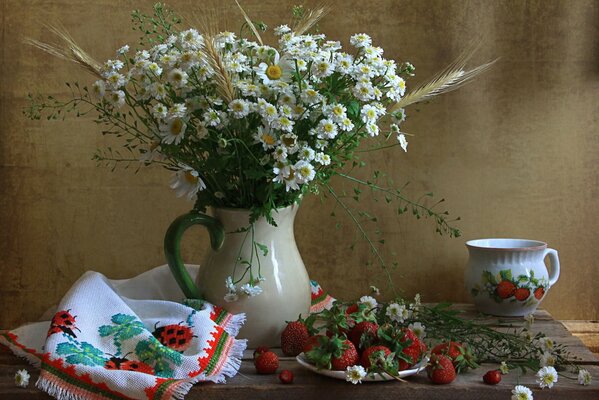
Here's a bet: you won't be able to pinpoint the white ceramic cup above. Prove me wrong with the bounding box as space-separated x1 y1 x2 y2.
465 238 560 317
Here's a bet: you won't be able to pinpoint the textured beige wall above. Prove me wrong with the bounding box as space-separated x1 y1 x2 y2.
1 0 598 328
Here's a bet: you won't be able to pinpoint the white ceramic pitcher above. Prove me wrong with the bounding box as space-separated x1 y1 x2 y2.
465 238 560 317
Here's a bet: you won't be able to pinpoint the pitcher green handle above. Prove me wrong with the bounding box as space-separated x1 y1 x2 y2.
164 211 225 299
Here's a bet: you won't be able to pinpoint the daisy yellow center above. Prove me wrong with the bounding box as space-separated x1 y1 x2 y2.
266 65 282 80
261 133 276 145
184 171 198 184
399 80 406 90
282 136 295 147
324 123 334 133
233 103 245 112
170 119 184 135
300 166 311 177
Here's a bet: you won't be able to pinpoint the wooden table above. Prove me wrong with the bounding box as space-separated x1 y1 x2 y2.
2 305 598 399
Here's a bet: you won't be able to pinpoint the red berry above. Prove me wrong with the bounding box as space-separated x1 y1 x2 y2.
253 346 270 360
483 369 501 385
360 345 391 369
427 354 456 384
398 345 421 370
534 286 545 300
281 321 309 356
279 369 294 384
330 340 359 371
345 304 359 315
348 321 378 350
254 351 279 374
303 335 323 354
514 288 530 301
496 281 516 299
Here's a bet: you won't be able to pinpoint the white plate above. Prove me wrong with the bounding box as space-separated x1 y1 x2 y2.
296 353 428 381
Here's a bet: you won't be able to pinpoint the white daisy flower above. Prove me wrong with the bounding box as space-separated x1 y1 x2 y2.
240 283 263 297
312 59 334 78
294 160 315 184
152 103 168 119
511 385 534 400
167 68 189 88
398 133 408 152
283 170 299 192
350 33 372 48
146 62 163 76
359 295 378 309
335 53 354 73
203 109 221 127
318 119 338 139
253 126 277 150
258 101 279 123
408 322 426 339
229 99 251 118
106 90 125 108
168 103 187 119
272 146 288 162
386 302 410 323
150 82 168 100
214 31 236 48
104 71 127 90
340 117 355 132
541 337 554 352
352 82 375 101
500 361 510 374
254 50 293 85
315 152 331 166
103 59 124 73
578 369 592 385
14 369 29 388
170 166 206 200
274 25 291 36
91 80 106 99
274 116 294 132
536 366 558 389
117 44 130 55
299 146 315 161
179 29 204 49
366 123 379 137
159 118 187 145
225 276 237 293
300 88 322 104
345 365 366 384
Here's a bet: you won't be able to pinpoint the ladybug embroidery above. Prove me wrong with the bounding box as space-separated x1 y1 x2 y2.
47 310 80 338
104 353 154 375
152 322 195 352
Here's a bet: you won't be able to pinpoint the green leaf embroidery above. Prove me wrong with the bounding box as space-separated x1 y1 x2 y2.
56 342 106 366
135 337 183 378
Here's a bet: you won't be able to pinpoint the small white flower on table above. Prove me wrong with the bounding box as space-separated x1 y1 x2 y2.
345 365 367 384
511 385 534 400
499 361 510 374
577 369 592 385
14 369 30 388
536 366 558 389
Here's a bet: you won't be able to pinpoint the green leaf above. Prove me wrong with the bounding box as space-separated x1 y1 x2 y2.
256 242 268 257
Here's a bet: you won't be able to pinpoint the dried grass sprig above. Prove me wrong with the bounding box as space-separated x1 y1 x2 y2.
390 46 497 112
24 24 102 79
235 0 263 46
293 4 331 36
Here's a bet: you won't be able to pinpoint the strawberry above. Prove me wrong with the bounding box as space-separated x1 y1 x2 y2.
514 288 530 301
360 345 391 369
254 351 279 374
281 321 309 356
278 369 294 384
483 369 501 385
330 340 359 371
431 341 477 373
345 304 359 315
496 280 516 299
303 335 324 354
348 321 378 350
427 354 456 384
398 345 421 370
253 346 270 360
534 286 545 300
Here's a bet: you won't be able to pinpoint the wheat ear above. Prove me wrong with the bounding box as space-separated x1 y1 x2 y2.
390 46 497 112
24 24 102 78
235 0 263 46
293 4 331 36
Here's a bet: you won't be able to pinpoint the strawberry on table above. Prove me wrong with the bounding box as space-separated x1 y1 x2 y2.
427 354 456 384
348 321 378 350
331 340 359 371
281 320 309 356
253 346 270 360
360 345 391 369
483 369 501 385
431 341 477 373
254 351 279 374
279 370 294 384
303 335 324 354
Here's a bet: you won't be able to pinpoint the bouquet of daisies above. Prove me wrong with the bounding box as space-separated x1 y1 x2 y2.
26 3 491 226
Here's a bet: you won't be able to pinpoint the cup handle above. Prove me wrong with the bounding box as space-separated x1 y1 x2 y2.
164 211 225 299
543 248 560 287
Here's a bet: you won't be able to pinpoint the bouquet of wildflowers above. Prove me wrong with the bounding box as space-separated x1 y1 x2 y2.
26 3 492 289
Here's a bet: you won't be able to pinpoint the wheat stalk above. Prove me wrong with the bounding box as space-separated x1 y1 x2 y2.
390 46 497 112
235 0 263 46
293 4 331 36
24 24 102 78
